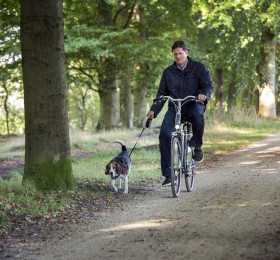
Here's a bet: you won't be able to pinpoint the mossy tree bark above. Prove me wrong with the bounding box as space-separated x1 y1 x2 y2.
20 0 74 190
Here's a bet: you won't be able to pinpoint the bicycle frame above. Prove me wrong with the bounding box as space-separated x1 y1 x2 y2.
156 95 197 166
154 95 202 197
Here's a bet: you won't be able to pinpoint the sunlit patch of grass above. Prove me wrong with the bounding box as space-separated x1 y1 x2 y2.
0 135 25 158
72 146 161 184
204 112 280 154
70 128 153 152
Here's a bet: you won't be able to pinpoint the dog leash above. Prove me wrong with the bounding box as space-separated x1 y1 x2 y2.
129 118 152 157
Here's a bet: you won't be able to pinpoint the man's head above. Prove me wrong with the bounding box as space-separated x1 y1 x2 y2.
172 40 190 52
172 40 189 68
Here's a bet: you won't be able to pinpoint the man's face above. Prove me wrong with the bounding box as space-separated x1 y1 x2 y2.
173 47 188 66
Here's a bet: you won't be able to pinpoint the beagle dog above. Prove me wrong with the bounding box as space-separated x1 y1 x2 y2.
105 140 131 194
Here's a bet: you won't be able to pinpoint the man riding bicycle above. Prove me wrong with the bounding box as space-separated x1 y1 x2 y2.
147 40 213 186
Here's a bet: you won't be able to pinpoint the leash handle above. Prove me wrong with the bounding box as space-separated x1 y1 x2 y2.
145 118 152 128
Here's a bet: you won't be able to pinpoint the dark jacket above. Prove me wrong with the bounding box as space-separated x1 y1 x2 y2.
150 58 213 117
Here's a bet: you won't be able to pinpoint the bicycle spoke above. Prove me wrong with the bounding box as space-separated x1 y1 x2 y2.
185 144 195 192
171 136 182 197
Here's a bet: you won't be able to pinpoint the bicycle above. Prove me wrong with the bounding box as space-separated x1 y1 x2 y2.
154 95 204 198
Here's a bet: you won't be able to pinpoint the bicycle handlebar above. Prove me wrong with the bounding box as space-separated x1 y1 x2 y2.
154 95 197 103
153 95 205 106
147 95 204 129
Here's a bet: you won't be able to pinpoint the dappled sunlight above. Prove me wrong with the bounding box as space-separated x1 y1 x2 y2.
136 163 159 172
238 201 272 207
202 200 273 210
233 143 269 153
255 154 274 158
205 125 252 135
239 160 260 165
101 218 173 232
249 143 269 149
255 146 280 153
255 166 278 174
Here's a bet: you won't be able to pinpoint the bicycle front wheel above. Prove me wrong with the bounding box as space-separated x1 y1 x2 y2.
185 145 195 192
171 135 182 197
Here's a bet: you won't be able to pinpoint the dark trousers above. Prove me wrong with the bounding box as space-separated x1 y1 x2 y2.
159 103 205 177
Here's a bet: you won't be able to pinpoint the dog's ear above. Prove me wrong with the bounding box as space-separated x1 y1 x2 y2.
105 164 110 175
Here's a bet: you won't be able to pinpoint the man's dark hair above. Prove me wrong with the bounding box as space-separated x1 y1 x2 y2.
172 40 190 52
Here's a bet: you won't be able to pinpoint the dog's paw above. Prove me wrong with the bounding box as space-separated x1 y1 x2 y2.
123 190 128 195
113 186 118 192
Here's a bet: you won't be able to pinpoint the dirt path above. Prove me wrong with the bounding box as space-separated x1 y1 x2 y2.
24 133 280 259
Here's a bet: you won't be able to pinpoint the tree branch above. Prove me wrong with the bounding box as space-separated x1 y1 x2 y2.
123 1 137 29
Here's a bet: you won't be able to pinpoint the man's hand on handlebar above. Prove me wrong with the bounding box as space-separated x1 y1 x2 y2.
197 94 207 102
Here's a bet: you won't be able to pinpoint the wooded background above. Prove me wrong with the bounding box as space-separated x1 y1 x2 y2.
1 0 280 134
0 0 279 189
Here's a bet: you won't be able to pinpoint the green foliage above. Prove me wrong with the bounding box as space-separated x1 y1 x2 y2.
0 1 23 135
1 0 279 134
192 0 280 107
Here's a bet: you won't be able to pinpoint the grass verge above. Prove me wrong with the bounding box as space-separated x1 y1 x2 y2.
0 107 280 236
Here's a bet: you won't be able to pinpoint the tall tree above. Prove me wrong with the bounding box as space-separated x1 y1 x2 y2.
192 0 279 115
133 4 148 127
21 0 74 190
95 0 120 130
0 0 23 134
256 0 278 118
64 0 136 130
120 69 133 128
214 68 224 109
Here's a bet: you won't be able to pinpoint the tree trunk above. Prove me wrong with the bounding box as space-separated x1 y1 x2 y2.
214 68 224 110
257 30 277 118
276 74 280 116
120 70 133 129
242 80 256 109
133 75 147 127
96 73 120 130
95 0 120 130
277 42 280 116
227 67 237 109
134 5 147 128
21 0 74 190
2 83 10 135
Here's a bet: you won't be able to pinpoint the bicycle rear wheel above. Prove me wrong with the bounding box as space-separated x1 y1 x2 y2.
171 135 182 197
185 145 195 192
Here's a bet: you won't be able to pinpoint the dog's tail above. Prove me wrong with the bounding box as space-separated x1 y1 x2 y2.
113 140 127 152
